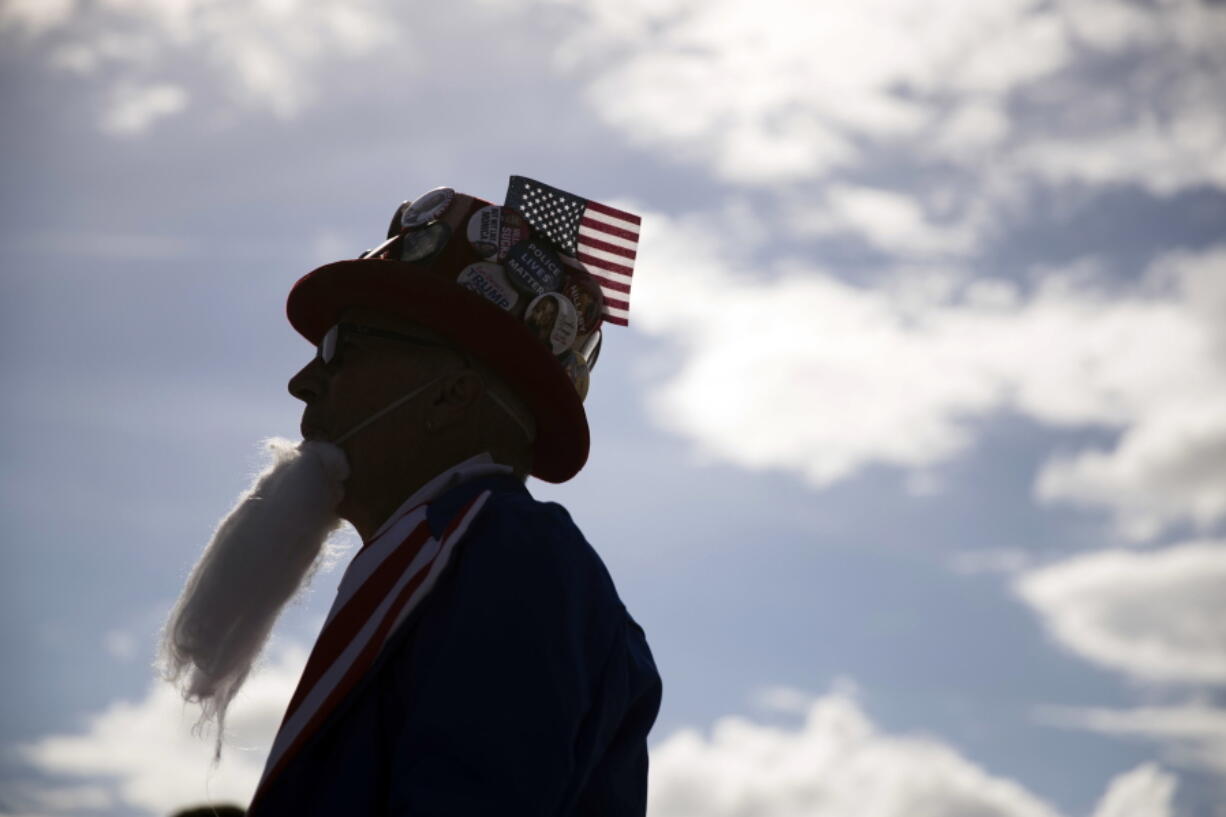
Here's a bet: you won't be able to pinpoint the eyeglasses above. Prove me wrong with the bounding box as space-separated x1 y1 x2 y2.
317 323 454 367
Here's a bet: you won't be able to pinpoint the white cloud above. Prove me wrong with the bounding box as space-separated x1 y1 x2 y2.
101 82 188 136
635 210 1226 538
1014 542 1226 684
0 782 116 815
648 687 1171 817
1089 763 1176 817
12 669 1181 817
1034 247 1226 541
788 184 980 257
1040 703 1226 776
17 646 305 816
573 0 1051 184
543 0 1226 198
0 0 75 36
8 0 398 130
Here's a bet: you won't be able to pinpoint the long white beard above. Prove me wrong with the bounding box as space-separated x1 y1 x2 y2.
159 437 349 754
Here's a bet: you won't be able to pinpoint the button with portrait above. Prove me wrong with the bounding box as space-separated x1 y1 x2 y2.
524 292 579 355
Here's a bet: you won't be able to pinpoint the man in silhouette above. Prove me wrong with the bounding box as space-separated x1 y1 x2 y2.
162 182 661 815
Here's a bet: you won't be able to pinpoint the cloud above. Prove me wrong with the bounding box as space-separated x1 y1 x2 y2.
101 82 188 136
15 646 305 816
0 0 75 36
567 0 1066 184
6 0 398 131
1039 703 1226 776
1014 541 1226 684
12 670 1178 817
1033 248 1226 541
635 209 1226 538
788 184 981 257
1088 763 1176 817
547 0 1226 197
648 687 1171 817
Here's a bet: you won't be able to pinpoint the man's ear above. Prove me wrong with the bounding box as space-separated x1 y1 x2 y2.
428 369 486 431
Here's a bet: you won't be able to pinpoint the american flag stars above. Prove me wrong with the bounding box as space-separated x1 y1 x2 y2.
506 176 641 326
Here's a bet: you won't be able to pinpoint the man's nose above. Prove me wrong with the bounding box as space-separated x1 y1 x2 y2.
288 358 325 403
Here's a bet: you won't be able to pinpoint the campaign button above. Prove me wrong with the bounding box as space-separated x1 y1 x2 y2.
467 204 502 259
496 209 531 260
505 239 565 296
387 200 411 238
468 205 531 261
401 187 455 229
524 292 578 355
559 350 591 400
573 328 603 368
562 270 604 336
399 221 451 262
577 328 602 370
456 262 519 312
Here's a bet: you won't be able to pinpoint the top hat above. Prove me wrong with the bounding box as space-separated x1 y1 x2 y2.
286 179 640 483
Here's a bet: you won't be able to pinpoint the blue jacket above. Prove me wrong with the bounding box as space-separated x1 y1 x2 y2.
249 474 662 816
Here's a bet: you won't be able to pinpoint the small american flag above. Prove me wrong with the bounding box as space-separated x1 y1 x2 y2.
505 176 641 327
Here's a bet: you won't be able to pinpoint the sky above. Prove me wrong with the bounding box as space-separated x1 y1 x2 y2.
1 0 1225 815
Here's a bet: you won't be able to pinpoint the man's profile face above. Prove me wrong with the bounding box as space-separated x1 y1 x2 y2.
287 308 453 459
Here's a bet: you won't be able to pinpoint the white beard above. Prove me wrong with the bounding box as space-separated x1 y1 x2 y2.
159 437 349 754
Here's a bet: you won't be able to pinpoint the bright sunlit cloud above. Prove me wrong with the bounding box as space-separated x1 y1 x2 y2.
3 0 399 133
1039 703 1226 777
648 687 1174 817
634 210 1226 540
16 646 306 817
546 0 1226 197
1014 541 1226 684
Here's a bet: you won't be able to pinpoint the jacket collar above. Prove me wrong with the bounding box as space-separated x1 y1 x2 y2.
426 471 527 538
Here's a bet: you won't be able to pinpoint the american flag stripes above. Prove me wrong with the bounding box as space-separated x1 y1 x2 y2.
505 176 641 327
250 492 490 805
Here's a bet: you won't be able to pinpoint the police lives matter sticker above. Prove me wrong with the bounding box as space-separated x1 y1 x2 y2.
457 263 519 312
505 239 565 296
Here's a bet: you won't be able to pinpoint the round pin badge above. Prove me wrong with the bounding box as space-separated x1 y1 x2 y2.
456 262 520 312
466 205 502 259
524 292 579 355
467 205 531 261
400 187 455 229
387 200 411 238
559 350 591 400
400 221 452 263
505 239 565 296
578 328 602 370
562 270 604 336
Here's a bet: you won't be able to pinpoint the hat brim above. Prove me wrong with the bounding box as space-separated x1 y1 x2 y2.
286 259 589 483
